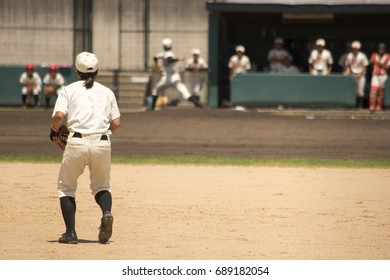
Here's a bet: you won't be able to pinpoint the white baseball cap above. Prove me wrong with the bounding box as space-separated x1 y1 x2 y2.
162 38 172 48
352 41 361 49
192 48 201 55
316 38 326 46
236 45 245 52
75 52 98 73
275 37 284 44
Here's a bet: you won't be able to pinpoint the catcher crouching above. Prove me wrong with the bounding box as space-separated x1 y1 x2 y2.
43 65 65 108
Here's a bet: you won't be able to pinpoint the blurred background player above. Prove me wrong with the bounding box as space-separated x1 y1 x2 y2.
228 45 251 80
338 41 352 72
148 38 203 110
185 48 208 106
43 65 65 108
267 37 291 73
308 38 333 75
19 64 42 108
343 40 369 109
369 43 390 112
281 57 300 74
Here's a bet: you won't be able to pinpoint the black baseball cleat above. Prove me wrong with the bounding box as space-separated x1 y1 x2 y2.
187 95 203 108
58 231 78 244
98 212 114 244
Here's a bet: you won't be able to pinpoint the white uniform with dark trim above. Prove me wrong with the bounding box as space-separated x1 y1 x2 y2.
345 51 369 97
152 51 191 99
52 80 120 198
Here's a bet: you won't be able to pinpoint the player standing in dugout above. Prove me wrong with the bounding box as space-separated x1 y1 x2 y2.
369 43 390 113
50 52 121 244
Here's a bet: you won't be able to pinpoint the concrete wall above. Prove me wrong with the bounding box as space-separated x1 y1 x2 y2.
0 0 74 66
0 0 209 71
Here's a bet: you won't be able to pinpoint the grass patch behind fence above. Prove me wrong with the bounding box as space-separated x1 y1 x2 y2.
0 154 389 168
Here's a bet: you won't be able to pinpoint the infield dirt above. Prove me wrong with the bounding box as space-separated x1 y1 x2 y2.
0 108 389 259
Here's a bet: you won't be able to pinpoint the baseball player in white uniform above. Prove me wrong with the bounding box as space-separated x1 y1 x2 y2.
19 64 42 108
185 48 208 104
369 43 390 112
267 38 291 73
308 38 333 75
43 65 65 108
228 45 251 80
148 38 203 110
343 40 369 108
50 52 121 244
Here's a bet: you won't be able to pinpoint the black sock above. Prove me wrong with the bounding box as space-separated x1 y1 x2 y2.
60 196 76 232
33 95 39 107
95 190 112 215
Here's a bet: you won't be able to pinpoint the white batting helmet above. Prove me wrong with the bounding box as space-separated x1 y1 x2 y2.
162 38 172 48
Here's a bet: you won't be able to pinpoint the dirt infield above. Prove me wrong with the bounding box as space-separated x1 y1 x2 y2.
1 108 390 158
0 108 390 260
1 163 389 260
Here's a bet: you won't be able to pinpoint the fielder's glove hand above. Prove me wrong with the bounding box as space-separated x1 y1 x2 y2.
50 125 69 151
44 85 55 96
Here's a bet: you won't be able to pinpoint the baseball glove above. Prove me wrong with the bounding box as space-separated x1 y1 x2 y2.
50 125 69 151
26 83 36 92
44 85 55 96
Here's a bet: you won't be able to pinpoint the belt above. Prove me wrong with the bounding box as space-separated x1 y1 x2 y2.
73 132 108 141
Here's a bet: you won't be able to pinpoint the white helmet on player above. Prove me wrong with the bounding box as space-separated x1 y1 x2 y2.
162 38 172 49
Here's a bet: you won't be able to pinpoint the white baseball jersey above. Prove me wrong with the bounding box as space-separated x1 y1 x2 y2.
281 64 300 74
152 50 191 99
267 48 291 72
345 52 369 74
19 72 42 93
228 55 251 76
154 51 179 74
43 72 65 87
53 79 120 198
185 57 208 96
53 80 120 135
185 57 208 71
309 49 333 73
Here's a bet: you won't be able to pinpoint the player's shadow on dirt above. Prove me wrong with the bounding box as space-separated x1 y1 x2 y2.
47 239 103 244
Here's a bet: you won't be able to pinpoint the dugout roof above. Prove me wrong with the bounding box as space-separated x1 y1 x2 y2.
206 0 390 13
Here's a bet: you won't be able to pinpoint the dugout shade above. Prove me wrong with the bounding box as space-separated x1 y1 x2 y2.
206 0 390 108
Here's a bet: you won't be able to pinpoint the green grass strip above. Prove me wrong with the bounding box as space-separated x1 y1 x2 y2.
1 154 389 168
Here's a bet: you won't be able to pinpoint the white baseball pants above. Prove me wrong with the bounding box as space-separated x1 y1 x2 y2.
57 134 111 198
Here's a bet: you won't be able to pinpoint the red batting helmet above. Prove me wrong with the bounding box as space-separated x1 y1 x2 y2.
26 64 34 71
49 65 58 71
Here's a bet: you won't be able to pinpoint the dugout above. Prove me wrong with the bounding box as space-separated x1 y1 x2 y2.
206 0 390 108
